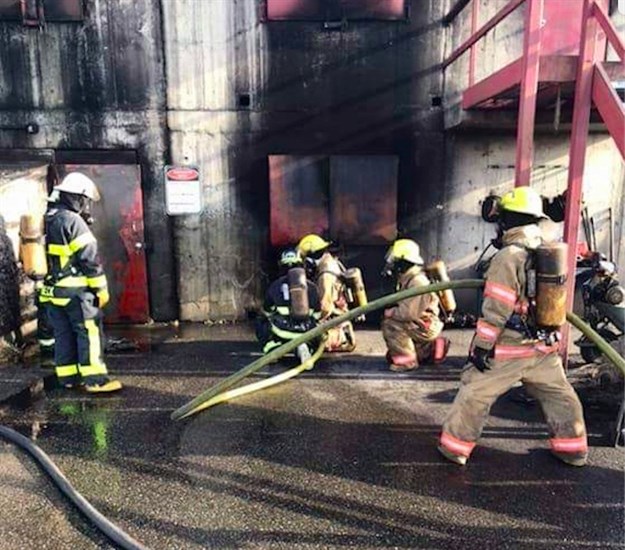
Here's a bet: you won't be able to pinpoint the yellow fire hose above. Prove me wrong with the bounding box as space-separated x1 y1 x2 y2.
182 338 326 417
172 279 625 421
566 311 625 374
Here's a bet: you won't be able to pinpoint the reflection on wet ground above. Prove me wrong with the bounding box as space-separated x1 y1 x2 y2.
1 328 623 549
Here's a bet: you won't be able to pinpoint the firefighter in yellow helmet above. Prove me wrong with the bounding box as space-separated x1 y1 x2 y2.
438 186 587 466
41 173 122 393
297 234 356 352
381 239 449 371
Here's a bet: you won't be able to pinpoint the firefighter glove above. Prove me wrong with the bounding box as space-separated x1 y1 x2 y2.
95 288 110 308
469 346 493 373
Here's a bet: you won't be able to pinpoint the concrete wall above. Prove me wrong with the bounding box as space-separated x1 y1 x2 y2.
0 0 177 321
1 0 623 324
441 132 625 312
163 0 448 320
443 0 525 127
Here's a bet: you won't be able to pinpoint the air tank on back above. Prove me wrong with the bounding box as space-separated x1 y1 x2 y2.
535 243 568 329
287 267 310 320
19 214 47 280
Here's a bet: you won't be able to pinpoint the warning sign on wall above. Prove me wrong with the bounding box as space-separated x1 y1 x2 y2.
165 166 202 215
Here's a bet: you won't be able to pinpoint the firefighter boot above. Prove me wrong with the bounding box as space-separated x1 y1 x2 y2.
416 337 450 365
551 450 587 467
437 445 468 466
386 351 417 372
84 376 123 394
432 337 451 364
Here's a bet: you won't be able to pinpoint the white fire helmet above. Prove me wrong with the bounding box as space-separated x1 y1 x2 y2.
53 172 101 201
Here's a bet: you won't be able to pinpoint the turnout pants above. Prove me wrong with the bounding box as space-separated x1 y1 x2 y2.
48 292 109 386
36 293 55 351
440 350 587 459
382 317 443 367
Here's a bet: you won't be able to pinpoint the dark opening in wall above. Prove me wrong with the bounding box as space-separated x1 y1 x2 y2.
431 96 443 108
266 0 408 21
238 93 252 109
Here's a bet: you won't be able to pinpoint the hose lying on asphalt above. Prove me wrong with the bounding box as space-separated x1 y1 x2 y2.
173 279 625 421
185 338 326 417
0 425 147 550
172 279 484 420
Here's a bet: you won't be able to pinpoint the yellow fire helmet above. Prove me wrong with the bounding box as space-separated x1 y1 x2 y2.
297 234 331 257
499 186 547 219
385 239 424 267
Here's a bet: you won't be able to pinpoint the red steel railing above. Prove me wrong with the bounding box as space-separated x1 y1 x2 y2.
444 0 625 361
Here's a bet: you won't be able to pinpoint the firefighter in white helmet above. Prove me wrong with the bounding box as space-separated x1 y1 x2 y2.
438 187 587 466
256 248 321 361
41 173 122 393
297 234 356 352
381 239 449 371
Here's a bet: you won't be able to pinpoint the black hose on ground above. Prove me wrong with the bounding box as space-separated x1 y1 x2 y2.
0 425 147 550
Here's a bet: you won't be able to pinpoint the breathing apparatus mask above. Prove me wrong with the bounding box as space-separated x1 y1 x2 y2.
382 258 415 278
303 248 325 274
58 191 95 225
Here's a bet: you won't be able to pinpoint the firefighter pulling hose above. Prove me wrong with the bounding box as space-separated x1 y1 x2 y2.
439 187 588 467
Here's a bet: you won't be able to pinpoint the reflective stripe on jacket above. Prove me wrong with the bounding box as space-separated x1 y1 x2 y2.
474 224 545 352
43 205 107 301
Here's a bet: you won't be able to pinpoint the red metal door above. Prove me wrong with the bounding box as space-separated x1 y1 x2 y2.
56 164 149 324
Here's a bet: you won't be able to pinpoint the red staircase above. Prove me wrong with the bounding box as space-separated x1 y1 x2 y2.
443 0 625 356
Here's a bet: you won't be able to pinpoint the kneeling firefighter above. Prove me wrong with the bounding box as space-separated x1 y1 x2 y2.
42 173 122 393
381 239 450 372
256 249 322 362
438 186 587 466
297 234 363 352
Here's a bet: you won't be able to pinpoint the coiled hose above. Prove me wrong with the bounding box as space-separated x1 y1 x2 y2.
0 425 147 550
172 279 625 421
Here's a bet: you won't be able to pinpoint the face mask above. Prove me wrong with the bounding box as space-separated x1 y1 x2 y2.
80 199 95 225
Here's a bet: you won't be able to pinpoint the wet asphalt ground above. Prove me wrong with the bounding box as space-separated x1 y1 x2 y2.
0 326 623 550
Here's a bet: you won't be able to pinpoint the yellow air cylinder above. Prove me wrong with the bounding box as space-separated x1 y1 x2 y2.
535 243 568 329
426 260 457 314
344 267 368 308
19 214 47 280
287 267 310 320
